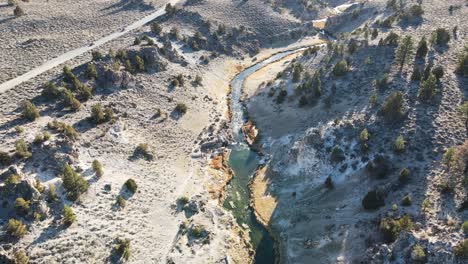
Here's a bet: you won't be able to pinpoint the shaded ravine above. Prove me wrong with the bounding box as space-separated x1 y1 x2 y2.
224 47 311 264
0 0 182 93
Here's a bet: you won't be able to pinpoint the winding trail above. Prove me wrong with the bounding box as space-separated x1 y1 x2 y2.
0 0 181 94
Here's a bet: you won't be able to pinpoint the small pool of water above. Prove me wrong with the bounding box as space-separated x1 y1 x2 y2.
223 145 276 264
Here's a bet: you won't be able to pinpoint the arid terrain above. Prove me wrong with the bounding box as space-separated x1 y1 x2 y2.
0 0 467 264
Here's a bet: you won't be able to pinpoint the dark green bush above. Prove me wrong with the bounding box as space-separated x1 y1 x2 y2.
0 151 12 166
379 215 413 243
62 205 76 226
384 31 399 46
399 168 410 183
394 135 405 153
175 103 187 114
14 6 25 17
432 65 444 80
61 89 81 111
42 82 60 98
462 221 468 234
418 73 438 102
330 146 345 163
432 28 450 46
333 60 348 76
401 194 412 206
47 120 78 141
20 100 39 121
124 179 137 193
62 164 89 201
151 22 162 35
380 91 404 121
84 64 97 80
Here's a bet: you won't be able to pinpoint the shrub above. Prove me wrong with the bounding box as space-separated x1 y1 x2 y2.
47 120 78 140
175 103 187 114
432 65 444 80
292 65 302 82
20 100 39 121
151 22 162 35
411 66 422 81
77 85 92 101
115 238 131 261
15 198 30 216
411 244 426 262
362 190 385 210
402 194 412 206
394 135 405 153
42 82 60 98
415 36 428 58
190 225 207 238
6 218 26 238
432 28 450 46
62 205 76 226
134 55 145 72
384 31 399 46
379 215 413 243
374 74 389 89
333 60 348 76
33 131 50 144
7 0 16 6
14 249 29 264
366 155 390 178
133 37 141 45
91 103 105 124
14 126 24 135
124 179 137 193
380 91 404 121
456 46 468 76
34 179 45 193
0 151 12 166
395 36 414 69
399 168 410 183
117 195 126 208
408 5 424 17
47 184 58 202
442 147 457 169
14 6 25 17
84 64 97 80
330 146 345 163
457 102 468 134
418 73 438 101
276 89 287 104
61 164 89 201
462 221 468 234
61 89 81 111
5 174 21 185
454 239 468 258
92 51 103 61
15 139 31 159
92 159 103 177
369 89 377 107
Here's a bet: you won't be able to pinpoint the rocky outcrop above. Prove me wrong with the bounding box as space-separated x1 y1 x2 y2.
241 121 258 146
99 68 136 89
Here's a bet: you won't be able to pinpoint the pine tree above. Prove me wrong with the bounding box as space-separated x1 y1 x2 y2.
415 36 428 58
